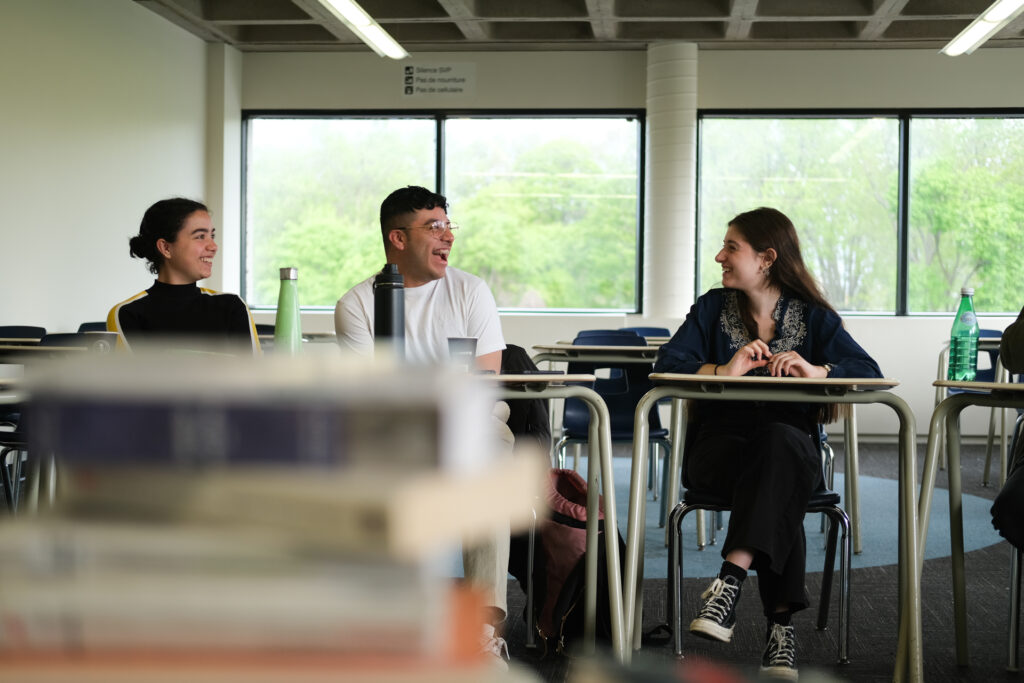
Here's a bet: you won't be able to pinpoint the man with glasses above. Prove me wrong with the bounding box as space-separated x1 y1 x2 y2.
335 185 504 371
334 185 511 667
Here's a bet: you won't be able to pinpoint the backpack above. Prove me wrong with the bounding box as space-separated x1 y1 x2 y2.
509 468 626 657
500 344 552 452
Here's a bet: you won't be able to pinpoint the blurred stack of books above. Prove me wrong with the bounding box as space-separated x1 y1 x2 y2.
0 353 543 681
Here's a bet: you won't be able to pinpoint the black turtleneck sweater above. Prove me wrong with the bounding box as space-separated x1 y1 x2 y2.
107 281 259 354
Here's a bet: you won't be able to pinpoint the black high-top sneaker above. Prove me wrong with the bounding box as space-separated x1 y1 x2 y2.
759 622 798 680
689 574 742 642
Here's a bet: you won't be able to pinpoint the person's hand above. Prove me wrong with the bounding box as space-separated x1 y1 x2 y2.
765 350 823 377
722 340 772 376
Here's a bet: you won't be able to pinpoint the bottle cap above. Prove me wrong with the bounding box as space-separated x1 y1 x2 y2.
375 263 404 287
279 267 298 280
960 287 974 296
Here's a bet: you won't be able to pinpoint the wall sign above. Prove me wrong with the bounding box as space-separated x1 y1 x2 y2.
402 64 476 97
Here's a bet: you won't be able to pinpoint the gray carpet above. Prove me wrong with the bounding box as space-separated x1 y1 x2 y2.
577 459 1003 578
504 441 1021 682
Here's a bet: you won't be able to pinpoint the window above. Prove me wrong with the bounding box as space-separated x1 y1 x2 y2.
245 117 435 309
444 117 640 310
908 117 1024 314
243 113 643 311
699 112 1024 315
699 117 899 312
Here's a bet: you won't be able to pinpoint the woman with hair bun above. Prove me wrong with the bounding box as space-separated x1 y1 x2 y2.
656 207 881 680
107 198 259 354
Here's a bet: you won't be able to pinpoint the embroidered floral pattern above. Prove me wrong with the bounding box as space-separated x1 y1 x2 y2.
772 297 807 354
719 290 751 352
717 291 808 376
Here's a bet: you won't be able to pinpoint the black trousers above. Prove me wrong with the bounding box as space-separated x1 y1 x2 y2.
686 419 822 615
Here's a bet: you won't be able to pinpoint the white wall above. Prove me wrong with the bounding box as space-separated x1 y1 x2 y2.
698 49 1024 108
242 51 647 110
0 0 208 332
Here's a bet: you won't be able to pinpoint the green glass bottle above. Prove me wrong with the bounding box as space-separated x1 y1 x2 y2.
273 267 302 355
947 287 979 381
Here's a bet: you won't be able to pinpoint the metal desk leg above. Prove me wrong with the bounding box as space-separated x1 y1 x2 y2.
583 407 600 653
664 399 686 541
947 408 969 665
883 393 921 683
918 397 955 554
983 360 1011 487
577 387 625 662
917 395 974 670
623 387 668 657
843 406 862 554
936 348 949 471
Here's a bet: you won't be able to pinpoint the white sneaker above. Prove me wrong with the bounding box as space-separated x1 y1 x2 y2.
481 623 510 671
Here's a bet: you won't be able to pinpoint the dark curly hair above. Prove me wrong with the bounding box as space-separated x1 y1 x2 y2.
129 198 208 275
379 186 448 249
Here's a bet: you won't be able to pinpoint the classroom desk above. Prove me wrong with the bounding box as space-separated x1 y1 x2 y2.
553 338 669 347
620 373 921 682
490 373 625 662
532 343 661 366
934 338 1011 486
918 379 1024 668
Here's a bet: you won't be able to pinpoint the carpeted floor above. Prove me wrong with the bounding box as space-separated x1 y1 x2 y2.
502 441 1021 682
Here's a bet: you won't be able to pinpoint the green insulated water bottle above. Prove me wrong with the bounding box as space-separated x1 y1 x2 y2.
947 287 979 381
274 267 302 354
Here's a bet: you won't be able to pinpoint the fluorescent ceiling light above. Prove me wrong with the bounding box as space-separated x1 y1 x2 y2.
941 0 1024 56
319 0 409 59
986 0 1024 21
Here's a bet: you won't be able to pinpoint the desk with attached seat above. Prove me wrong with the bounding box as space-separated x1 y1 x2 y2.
488 372 625 662
919 379 1024 671
621 373 921 682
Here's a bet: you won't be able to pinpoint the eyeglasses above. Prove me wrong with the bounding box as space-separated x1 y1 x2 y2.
396 220 460 234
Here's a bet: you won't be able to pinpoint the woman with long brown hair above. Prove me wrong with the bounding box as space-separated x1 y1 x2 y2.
655 207 881 679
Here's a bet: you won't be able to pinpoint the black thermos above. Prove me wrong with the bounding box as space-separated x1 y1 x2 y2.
373 263 405 359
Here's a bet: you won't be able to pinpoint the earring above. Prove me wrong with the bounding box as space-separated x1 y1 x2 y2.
762 265 771 279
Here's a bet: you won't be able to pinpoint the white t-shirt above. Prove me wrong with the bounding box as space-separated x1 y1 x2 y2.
334 266 505 365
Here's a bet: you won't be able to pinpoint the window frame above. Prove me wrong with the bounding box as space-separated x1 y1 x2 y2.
697 108 1024 316
241 109 646 314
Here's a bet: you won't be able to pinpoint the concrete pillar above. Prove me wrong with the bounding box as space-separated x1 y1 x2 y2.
204 42 243 294
643 43 697 319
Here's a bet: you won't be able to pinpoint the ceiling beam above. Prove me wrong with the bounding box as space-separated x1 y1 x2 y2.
436 0 489 41
1002 11 1024 38
135 0 234 42
726 0 759 40
585 0 617 41
859 0 911 40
